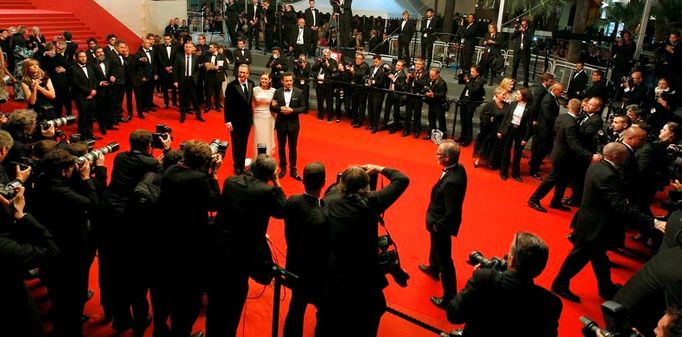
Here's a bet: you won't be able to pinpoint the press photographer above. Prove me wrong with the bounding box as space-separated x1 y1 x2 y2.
366 55 389 132
315 163 409 337
446 232 562 337
292 53 310 104
266 47 288 89
311 48 337 122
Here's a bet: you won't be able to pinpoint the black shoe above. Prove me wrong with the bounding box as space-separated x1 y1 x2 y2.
196 115 206 122
149 107 157 112
500 174 508 181
512 175 523 183
100 129 107 135
278 171 286 179
388 128 398 134
180 114 186 123
429 296 449 310
530 173 543 181
528 199 547 213
138 114 145 119
371 129 377 134
290 172 302 181
402 130 410 137
118 117 130 123
549 203 571 211
414 132 420 138
418 264 440 281
352 123 361 128
551 285 581 303
205 107 212 113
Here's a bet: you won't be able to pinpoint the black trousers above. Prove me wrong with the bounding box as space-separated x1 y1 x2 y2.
334 85 350 120
351 90 367 125
124 82 135 118
160 72 177 106
316 83 333 120
511 51 531 86
54 83 72 116
382 93 402 128
529 133 553 174
75 96 95 138
205 77 223 109
338 11 352 48
133 81 153 115
283 288 317 337
404 97 422 133
499 126 525 177
206 269 249 337
427 103 446 135
248 24 260 49
178 77 200 116
277 126 299 172
458 103 476 144
367 92 385 129
462 46 474 71
42 254 90 337
230 125 251 172
428 230 457 301
398 39 410 64
168 272 203 337
529 161 571 205
421 41 434 69
553 239 614 294
0 283 45 337
95 88 114 131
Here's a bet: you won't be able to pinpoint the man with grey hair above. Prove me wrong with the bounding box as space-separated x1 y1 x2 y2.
207 153 286 337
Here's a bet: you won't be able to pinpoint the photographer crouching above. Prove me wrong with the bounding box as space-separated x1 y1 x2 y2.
315 164 410 337
446 232 563 337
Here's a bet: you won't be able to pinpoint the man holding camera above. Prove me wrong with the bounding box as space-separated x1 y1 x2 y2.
622 71 648 108
207 154 286 337
419 139 466 308
446 232 562 337
312 48 337 122
316 163 409 337
366 55 388 133
271 72 307 180
424 68 448 139
456 66 486 146
511 18 533 87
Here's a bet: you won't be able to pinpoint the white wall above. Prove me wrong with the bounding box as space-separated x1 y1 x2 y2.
94 0 187 37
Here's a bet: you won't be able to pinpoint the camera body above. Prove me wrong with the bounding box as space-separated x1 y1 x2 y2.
208 139 229 157
70 134 95 151
152 124 173 149
580 301 643 337
378 234 409 287
0 180 23 199
621 76 634 88
466 250 508 271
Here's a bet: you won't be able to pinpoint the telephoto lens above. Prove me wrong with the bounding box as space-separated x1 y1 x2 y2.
40 115 76 129
76 142 120 165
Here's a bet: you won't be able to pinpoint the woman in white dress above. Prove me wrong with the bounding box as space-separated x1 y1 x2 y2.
252 73 276 158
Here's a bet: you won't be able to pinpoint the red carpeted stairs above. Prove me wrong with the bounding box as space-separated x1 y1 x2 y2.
0 0 138 48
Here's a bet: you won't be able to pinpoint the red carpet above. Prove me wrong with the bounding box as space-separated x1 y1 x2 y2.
4 96 654 337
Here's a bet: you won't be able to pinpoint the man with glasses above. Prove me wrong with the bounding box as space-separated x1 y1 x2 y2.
418 139 467 309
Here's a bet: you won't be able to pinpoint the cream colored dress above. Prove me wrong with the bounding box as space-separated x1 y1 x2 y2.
252 86 276 157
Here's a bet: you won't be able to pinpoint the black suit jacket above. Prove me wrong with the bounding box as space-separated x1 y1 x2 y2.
68 63 97 99
426 164 467 236
585 79 608 101
421 17 438 43
536 92 560 137
573 160 653 245
129 47 156 87
173 54 201 84
425 77 447 105
623 83 648 106
568 70 588 98
462 23 478 53
224 79 255 126
289 25 312 48
498 101 533 140
304 8 322 28
271 87 307 131
398 19 415 43
233 48 252 69
529 84 549 121
155 44 179 75
92 60 112 88
204 52 228 82
388 70 407 94
245 4 262 23
511 27 533 56
107 51 127 85
460 75 486 102
550 113 593 164
578 113 604 153
65 40 78 61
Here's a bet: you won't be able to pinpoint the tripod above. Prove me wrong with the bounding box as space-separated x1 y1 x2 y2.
270 265 299 337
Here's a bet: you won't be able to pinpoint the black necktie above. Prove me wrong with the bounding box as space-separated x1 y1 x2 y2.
186 57 190 76
242 83 248 95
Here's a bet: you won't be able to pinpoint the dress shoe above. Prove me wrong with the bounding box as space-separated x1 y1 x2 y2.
512 175 523 183
377 126 387 132
91 135 103 140
149 107 157 112
180 114 186 123
551 285 581 303
418 264 439 281
205 107 212 113
137 114 145 119
100 130 107 135
528 199 547 213
118 117 130 123
402 130 410 137
352 123 361 128
336 119 341 123
108 126 119 131
429 296 449 310
365 125 372 130
290 172 302 181
530 173 543 181
278 171 286 179
196 115 206 122
549 203 571 211
500 174 508 181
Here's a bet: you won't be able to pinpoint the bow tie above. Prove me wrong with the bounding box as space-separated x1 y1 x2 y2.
284 88 291 92
80 65 87 68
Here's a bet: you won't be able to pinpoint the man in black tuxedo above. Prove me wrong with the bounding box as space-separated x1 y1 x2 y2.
289 18 312 61
92 47 116 133
271 73 307 180
203 43 227 112
233 39 252 78
529 80 561 179
156 33 178 108
224 64 255 174
224 0 240 47
195 35 209 107
366 55 388 132
418 140 467 309
160 141 222 337
261 1 276 51
397 11 415 65
424 68 448 139
528 97 601 213
69 51 99 141
447 232 562 337
610 31 635 83
457 65 486 146
53 41 73 117
551 142 664 303
460 14 477 72
567 62 588 99
332 0 353 48
304 0 323 57
85 37 98 64
404 57 428 137
282 162 328 337
584 69 608 103
421 9 437 69
350 53 369 127
108 40 130 123
129 38 157 118
207 154 286 337
511 18 533 87
568 97 604 205
311 48 337 122
173 42 205 123
63 31 78 61
245 0 262 50
382 59 407 133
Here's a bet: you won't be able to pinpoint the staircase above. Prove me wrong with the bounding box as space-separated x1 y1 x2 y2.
0 0 138 49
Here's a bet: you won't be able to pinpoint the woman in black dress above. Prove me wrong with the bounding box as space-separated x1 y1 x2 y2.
20 58 56 121
473 86 508 168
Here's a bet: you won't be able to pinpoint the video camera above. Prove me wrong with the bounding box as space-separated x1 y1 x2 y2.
580 301 643 337
40 115 76 130
75 142 120 166
0 180 23 200
466 250 508 271
152 124 173 149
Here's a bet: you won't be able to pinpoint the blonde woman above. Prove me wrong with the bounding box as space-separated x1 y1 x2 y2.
20 58 56 120
499 77 516 103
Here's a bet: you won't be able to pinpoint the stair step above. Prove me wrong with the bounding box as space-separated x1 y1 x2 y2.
0 5 36 9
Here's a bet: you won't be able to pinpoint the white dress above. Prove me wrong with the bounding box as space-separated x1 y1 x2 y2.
252 86 276 157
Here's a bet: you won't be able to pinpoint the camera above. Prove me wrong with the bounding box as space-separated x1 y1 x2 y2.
295 58 306 67
208 139 229 157
0 180 23 199
75 142 120 166
152 124 173 149
621 76 634 88
257 143 267 155
11 157 36 170
580 301 643 337
456 72 467 84
378 234 409 287
466 250 508 271
40 115 76 130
